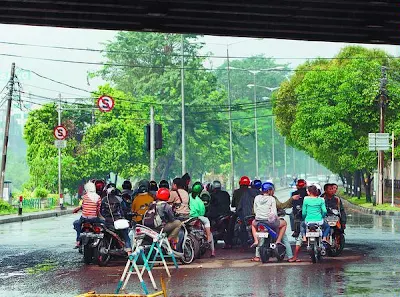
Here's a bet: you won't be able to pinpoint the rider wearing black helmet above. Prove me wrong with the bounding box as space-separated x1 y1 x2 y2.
121 180 134 210
208 180 231 220
159 180 170 189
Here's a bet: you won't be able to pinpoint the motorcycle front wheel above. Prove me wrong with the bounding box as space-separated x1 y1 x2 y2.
180 238 195 265
328 233 345 257
96 237 111 267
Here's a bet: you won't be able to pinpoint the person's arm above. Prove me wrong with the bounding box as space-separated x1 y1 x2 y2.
231 191 238 208
321 199 327 218
96 199 101 216
271 197 277 216
199 199 206 216
165 204 175 222
302 199 308 220
339 198 347 224
276 197 293 210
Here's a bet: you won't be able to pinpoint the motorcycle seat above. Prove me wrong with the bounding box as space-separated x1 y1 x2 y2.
307 223 320 229
255 222 278 238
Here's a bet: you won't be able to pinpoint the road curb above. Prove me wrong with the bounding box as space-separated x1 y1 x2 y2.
341 198 400 217
0 209 74 224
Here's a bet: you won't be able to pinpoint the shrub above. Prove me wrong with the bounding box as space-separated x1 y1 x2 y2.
34 187 49 199
0 199 13 212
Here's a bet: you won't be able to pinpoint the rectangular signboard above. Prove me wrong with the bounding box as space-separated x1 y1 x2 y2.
54 140 67 149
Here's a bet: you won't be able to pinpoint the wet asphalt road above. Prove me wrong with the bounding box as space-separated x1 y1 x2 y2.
1 189 400 297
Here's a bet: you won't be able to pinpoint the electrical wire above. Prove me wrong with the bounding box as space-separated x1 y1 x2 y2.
0 40 397 62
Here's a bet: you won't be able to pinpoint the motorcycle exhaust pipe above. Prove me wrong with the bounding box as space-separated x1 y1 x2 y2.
321 249 326 256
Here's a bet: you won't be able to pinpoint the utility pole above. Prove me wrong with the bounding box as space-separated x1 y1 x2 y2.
0 63 15 200
252 72 259 178
293 147 296 175
284 137 287 184
391 131 395 207
150 106 155 181
58 93 65 210
272 116 275 179
378 66 388 205
181 34 186 175
227 47 235 193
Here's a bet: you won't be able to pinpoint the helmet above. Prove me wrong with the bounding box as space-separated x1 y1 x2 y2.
261 182 275 192
84 181 96 193
206 183 214 193
156 188 170 201
213 180 222 190
94 180 105 192
251 179 262 190
122 180 132 190
239 176 251 186
297 179 306 188
159 180 169 189
138 180 150 193
149 180 158 192
192 182 203 194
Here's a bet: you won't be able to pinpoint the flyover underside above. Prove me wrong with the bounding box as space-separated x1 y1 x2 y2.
0 0 399 44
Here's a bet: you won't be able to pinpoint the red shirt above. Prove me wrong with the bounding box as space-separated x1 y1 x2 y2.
81 193 101 218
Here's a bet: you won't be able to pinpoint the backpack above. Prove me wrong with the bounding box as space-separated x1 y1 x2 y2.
143 201 163 229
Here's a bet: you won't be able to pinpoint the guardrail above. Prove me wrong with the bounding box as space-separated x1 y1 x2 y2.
21 198 58 209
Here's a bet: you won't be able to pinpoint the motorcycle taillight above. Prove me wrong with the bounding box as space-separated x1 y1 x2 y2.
93 226 102 233
257 225 266 232
82 223 92 228
136 228 142 234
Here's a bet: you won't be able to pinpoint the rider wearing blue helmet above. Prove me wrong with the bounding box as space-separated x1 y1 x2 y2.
251 179 262 191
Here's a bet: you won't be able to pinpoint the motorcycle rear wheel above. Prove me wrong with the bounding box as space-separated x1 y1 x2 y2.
310 246 317 264
180 238 195 265
96 238 111 267
188 234 200 259
83 244 93 264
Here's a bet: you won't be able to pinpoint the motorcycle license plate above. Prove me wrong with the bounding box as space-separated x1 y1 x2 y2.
306 232 320 237
256 232 269 238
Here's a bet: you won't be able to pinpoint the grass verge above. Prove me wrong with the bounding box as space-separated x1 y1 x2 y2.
341 192 400 212
0 206 56 216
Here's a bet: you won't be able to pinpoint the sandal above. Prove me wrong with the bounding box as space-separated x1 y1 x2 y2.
288 258 296 263
251 257 260 262
295 259 302 262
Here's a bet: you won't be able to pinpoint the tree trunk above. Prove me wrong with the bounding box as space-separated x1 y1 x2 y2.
362 171 372 203
345 173 352 195
354 170 361 199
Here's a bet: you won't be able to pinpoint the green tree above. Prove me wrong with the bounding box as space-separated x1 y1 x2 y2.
273 46 400 201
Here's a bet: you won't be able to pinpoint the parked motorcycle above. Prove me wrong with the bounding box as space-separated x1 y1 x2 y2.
255 221 286 263
184 218 209 259
305 222 326 263
133 223 195 265
79 221 104 264
326 208 345 256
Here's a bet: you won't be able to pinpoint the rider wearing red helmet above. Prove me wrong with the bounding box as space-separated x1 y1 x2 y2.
144 188 182 247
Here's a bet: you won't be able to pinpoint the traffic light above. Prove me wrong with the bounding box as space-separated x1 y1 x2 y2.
145 124 162 151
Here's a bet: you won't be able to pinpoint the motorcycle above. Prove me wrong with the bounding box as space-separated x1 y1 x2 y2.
184 218 209 259
79 221 104 264
210 213 232 246
255 221 286 263
133 223 195 265
325 208 345 256
305 222 326 263
95 223 131 266
233 215 255 247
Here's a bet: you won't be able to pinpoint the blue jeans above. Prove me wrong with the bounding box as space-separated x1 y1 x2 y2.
119 228 132 251
73 216 104 242
300 221 330 238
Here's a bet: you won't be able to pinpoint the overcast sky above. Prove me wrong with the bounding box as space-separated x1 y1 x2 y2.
0 23 398 109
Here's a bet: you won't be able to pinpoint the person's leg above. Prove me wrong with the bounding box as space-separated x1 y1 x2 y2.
322 222 330 241
289 213 295 232
251 220 259 247
199 216 212 243
224 213 236 248
120 229 132 255
281 233 293 259
73 217 83 247
291 238 302 262
276 220 287 244
300 221 306 241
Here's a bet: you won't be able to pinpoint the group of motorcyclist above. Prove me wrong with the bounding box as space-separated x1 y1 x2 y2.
72 173 346 263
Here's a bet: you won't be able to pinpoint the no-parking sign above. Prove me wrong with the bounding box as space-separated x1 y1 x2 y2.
97 95 115 112
53 125 68 140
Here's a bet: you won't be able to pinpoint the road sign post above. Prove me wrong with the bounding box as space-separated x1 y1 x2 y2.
368 133 390 205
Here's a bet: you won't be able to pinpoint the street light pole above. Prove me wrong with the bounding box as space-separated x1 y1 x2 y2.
272 116 275 180
284 137 287 184
252 72 259 178
181 34 186 175
227 47 235 192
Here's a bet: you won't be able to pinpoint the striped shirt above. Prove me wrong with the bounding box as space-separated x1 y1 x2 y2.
81 193 101 218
